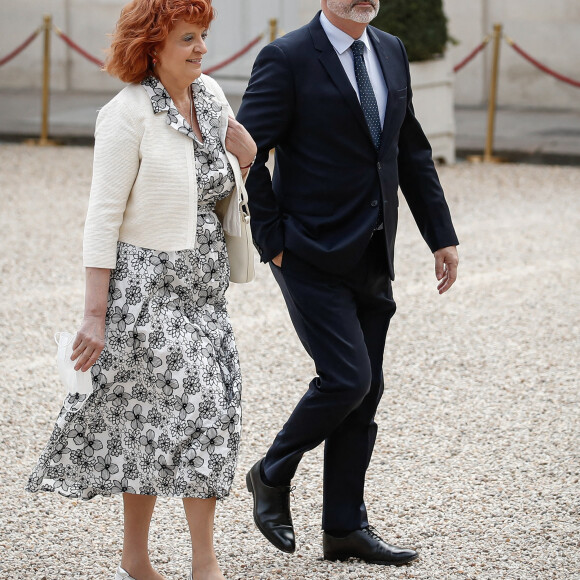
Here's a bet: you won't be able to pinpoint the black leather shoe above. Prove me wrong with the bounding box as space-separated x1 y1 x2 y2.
246 459 295 553
323 526 418 565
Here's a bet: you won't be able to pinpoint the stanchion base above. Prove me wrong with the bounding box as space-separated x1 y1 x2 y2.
23 137 60 147
466 155 504 164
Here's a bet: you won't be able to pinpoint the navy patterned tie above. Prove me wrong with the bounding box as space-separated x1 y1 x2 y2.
351 40 381 150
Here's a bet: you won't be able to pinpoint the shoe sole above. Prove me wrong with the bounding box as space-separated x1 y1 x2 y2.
246 470 295 554
323 553 419 566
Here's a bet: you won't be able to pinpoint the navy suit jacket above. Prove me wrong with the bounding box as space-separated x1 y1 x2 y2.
237 13 459 280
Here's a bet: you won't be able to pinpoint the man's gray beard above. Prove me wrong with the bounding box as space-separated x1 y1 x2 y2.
326 0 380 24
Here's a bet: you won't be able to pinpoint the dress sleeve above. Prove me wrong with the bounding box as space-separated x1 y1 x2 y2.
203 75 236 118
83 95 142 269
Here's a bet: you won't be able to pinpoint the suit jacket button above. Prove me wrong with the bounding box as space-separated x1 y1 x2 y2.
370 200 378 207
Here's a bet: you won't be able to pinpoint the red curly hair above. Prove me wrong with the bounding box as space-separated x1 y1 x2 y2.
106 0 215 83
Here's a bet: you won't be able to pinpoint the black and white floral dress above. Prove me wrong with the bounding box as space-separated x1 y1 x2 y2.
27 77 242 501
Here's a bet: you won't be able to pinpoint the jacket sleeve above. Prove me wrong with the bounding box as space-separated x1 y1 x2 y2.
236 42 295 263
83 96 142 269
395 38 459 252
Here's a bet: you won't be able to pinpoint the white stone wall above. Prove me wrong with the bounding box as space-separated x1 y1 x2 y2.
0 0 123 92
445 0 580 111
2 0 577 110
200 0 319 104
0 0 319 93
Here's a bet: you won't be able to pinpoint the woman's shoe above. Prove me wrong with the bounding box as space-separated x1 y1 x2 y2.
115 566 137 580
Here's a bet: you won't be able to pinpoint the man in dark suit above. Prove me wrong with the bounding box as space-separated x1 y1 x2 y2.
237 0 459 566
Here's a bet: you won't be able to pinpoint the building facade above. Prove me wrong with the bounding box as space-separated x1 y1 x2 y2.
1 0 578 111
445 0 580 111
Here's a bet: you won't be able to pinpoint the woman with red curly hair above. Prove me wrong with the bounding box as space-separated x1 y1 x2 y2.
26 1 256 579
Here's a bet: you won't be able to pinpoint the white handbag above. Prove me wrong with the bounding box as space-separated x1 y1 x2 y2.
224 183 255 284
54 331 93 395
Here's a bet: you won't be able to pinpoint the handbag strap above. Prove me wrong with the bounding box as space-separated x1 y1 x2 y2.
239 181 250 220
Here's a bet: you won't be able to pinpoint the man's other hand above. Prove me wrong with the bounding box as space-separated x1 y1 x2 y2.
434 246 458 294
272 252 284 268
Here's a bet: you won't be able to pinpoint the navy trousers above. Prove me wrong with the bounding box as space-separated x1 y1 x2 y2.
264 231 396 533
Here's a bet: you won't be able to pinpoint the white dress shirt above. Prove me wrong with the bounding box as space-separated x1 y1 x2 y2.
320 11 388 127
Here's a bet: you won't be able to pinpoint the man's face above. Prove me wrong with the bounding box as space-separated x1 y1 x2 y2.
326 0 380 24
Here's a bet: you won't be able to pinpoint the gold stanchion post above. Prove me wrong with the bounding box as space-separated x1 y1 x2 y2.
484 23 502 162
467 23 503 164
39 14 54 146
269 18 278 43
27 15 57 146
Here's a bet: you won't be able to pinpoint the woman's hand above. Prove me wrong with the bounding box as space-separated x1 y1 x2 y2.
225 116 257 170
71 314 106 372
71 267 111 372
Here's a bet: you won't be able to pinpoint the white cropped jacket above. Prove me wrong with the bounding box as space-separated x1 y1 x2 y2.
83 74 245 269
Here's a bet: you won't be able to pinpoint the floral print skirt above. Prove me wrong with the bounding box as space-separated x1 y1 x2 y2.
27 210 242 500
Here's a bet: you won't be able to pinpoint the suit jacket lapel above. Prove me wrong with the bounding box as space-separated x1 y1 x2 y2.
308 15 374 147
368 27 399 154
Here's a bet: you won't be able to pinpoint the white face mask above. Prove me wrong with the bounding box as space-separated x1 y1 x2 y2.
326 0 380 24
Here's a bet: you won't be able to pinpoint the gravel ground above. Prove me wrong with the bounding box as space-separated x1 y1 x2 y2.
0 143 579 580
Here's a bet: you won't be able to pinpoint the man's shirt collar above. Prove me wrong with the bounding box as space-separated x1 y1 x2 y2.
319 11 371 55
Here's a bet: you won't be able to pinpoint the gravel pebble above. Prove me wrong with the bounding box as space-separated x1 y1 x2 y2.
0 144 579 579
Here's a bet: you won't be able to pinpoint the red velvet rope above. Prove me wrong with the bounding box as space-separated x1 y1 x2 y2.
0 29 41 67
204 33 264 75
53 27 105 67
53 25 263 74
506 37 580 88
453 37 490 73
